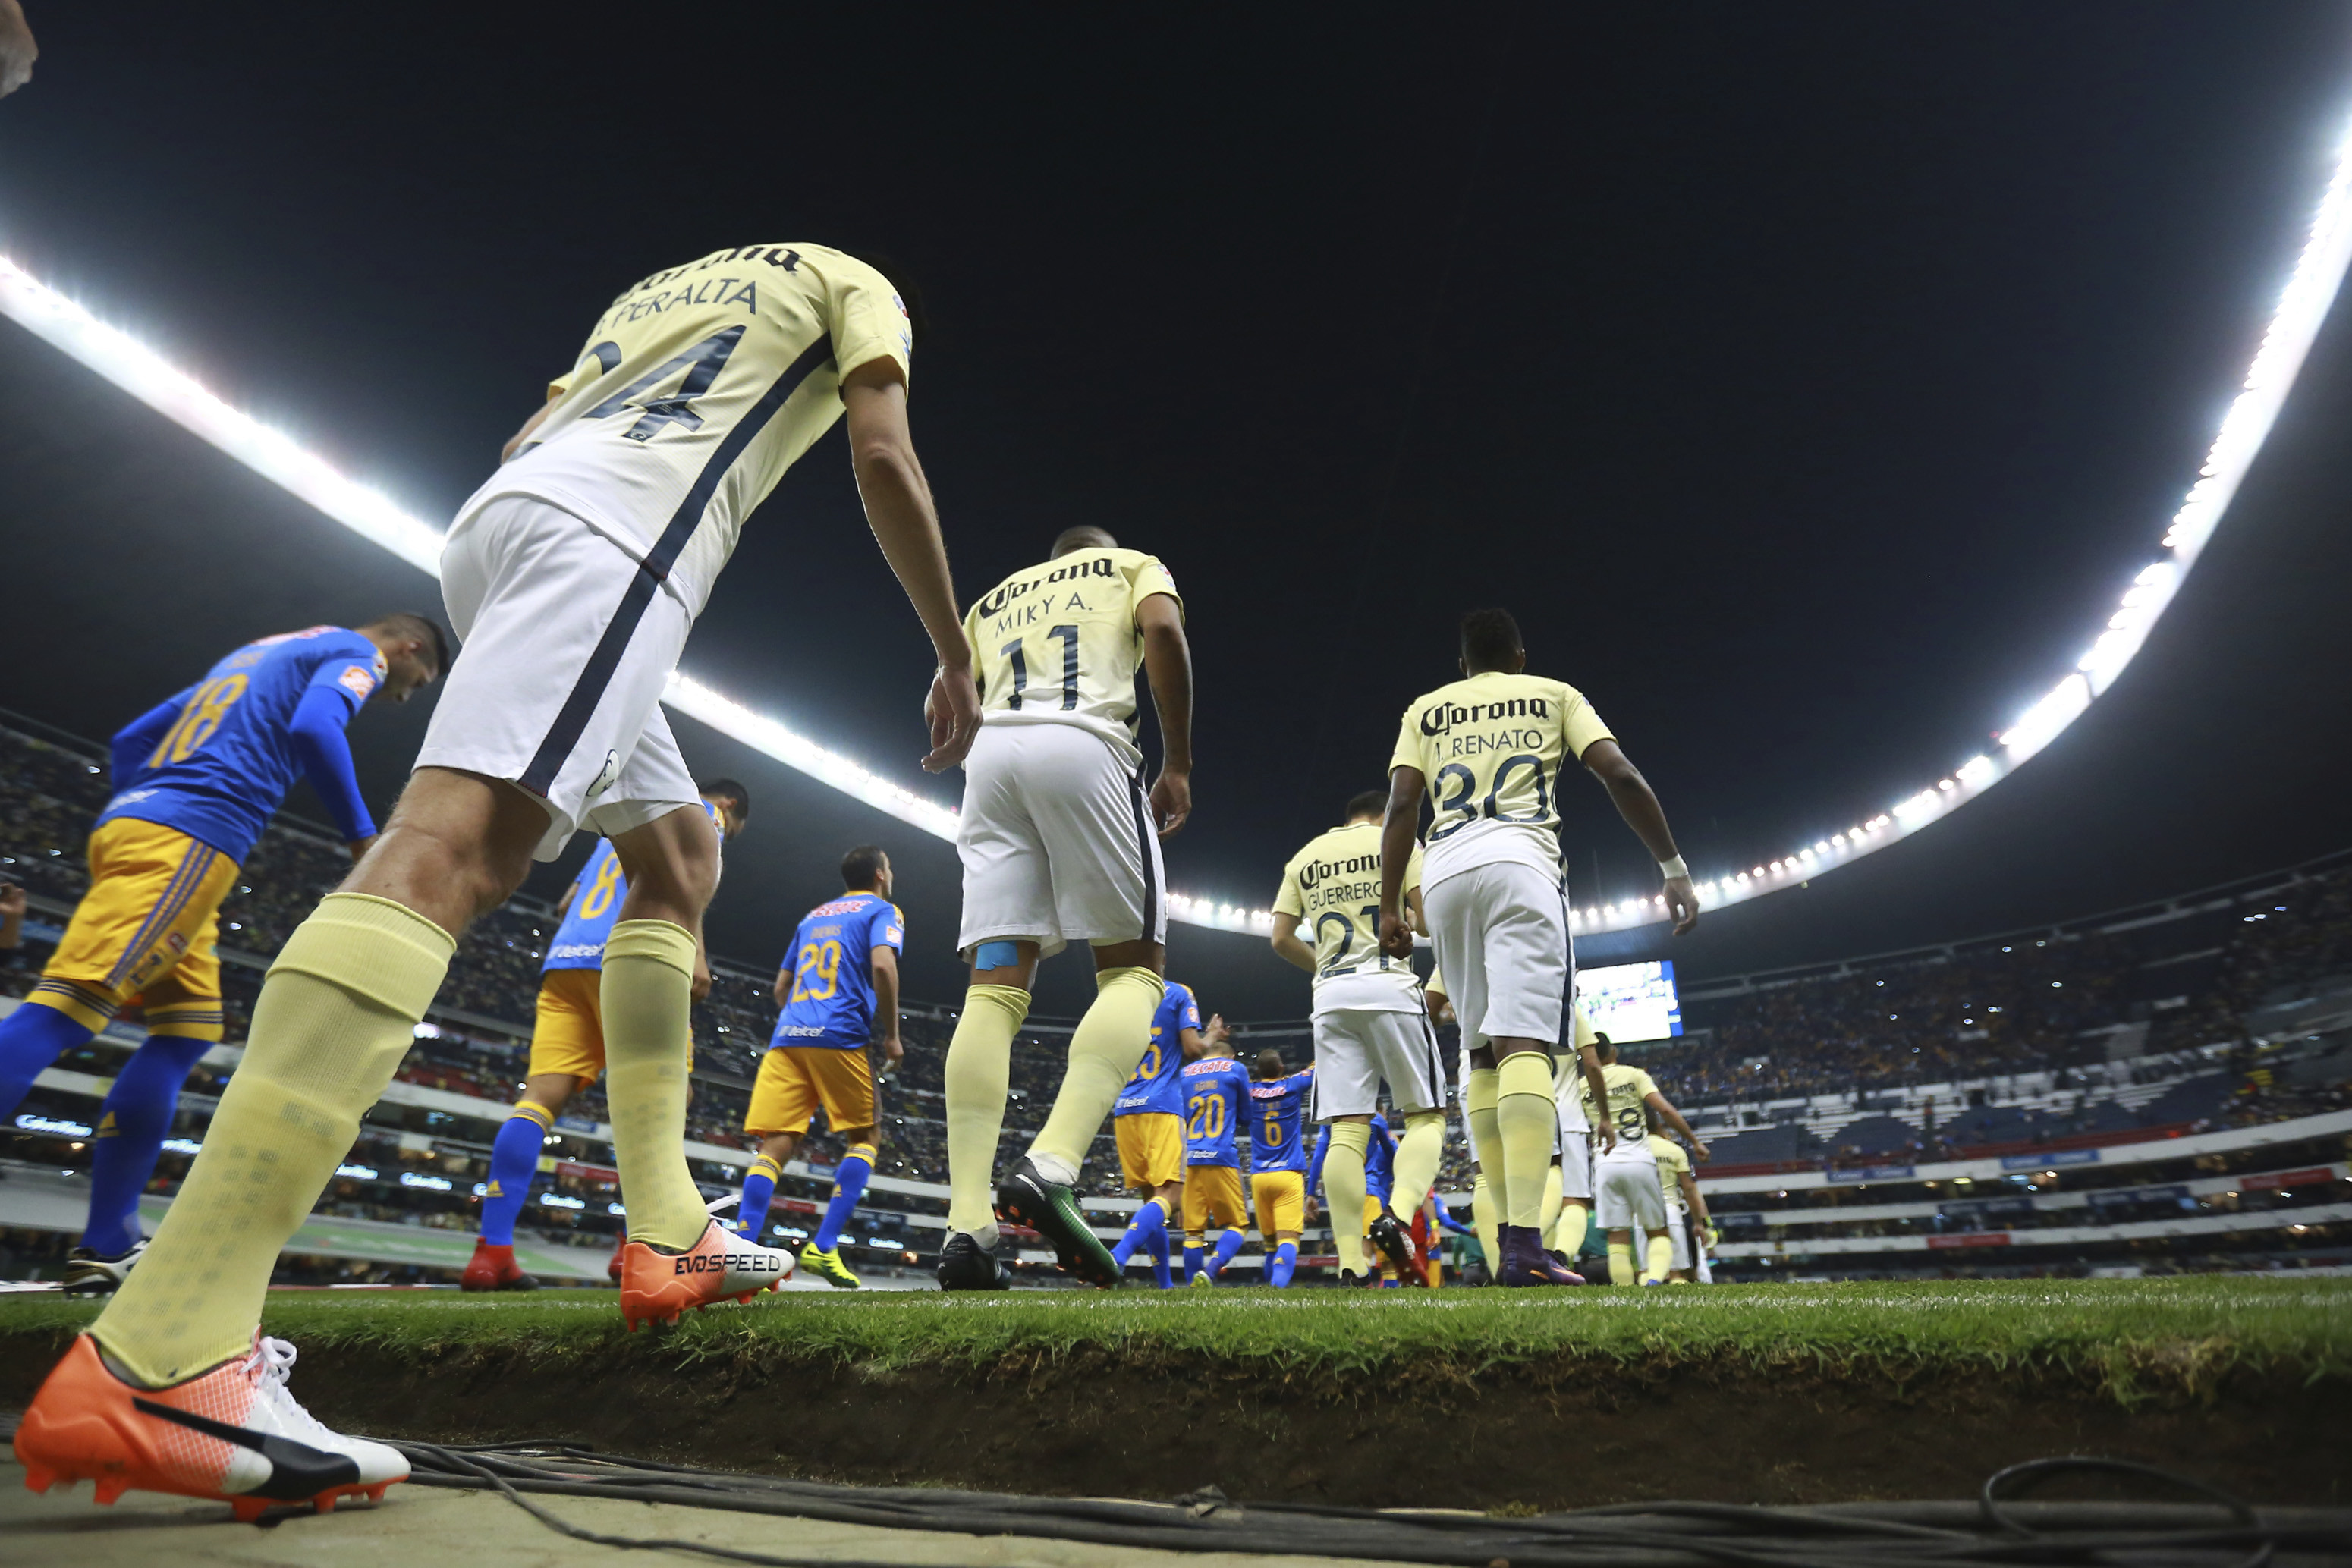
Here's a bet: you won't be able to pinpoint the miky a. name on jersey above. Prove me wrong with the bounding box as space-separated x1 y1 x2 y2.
964 547 1180 764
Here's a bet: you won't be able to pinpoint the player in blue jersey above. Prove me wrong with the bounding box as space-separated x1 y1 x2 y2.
1178 1042 1252 1285
0 618 443 1295
1310 1112 1398 1286
734 845 905 1289
463 781 750 1292
1246 1048 1315 1287
1103 979 1219 1287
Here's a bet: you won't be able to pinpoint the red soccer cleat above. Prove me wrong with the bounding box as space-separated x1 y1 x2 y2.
608 1231 625 1285
458 1240 539 1293
616 1218 794 1331
14 1334 406 1522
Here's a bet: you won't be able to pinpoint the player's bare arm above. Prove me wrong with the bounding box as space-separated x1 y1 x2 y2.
1580 1049 1617 1155
772 963 793 1010
870 944 904 1065
1136 592 1192 834
1646 1089 1708 1160
1680 1167 1709 1223
1580 738 1700 935
0 0 36 98
552 879 581 923
1377 765 1424 960
842 362 980 773
1269 912 1316 973
691 929 713 1004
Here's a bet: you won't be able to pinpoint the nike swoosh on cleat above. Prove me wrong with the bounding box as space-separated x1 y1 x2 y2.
131 1397 362 1500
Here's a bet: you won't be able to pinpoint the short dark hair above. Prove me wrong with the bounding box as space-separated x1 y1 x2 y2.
841 844 888 890
1254 1048 1286 1079
366 612 449 673
854 250 927 350
1344 788 1388 822
1595 1034 1617 1064
1052 526 1118 558
700 778 750 823
1459 608 1523 673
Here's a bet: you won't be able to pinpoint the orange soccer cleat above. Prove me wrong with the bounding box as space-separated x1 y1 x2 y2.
616 1218 795 1331
14 1334 407 1522
458 1239 539 1293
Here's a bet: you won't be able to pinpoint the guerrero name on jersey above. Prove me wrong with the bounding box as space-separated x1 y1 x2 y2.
466 244 913 618
1181 1056 1250 1167
1388 671 1615 887
771 892 904 1050
1274 822 1425 1015
96 627 385 864
1116 980 1200 1116
1248 1067 1315 1174
964 547 1181 767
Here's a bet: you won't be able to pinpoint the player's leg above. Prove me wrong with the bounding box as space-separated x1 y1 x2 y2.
1310 1011 1378 1280
1471 1170 1501 1278
1178 1171 1206 1284
1608 1227 1638 1287
1480 866 1581 1286
1204 1175 1247 1280
800 1051 879 1287
740 1130 803 1243
1363 1010 1446 1280
471 964 599 1290
1539 1161 1564 1246
1552 1128 1593 1262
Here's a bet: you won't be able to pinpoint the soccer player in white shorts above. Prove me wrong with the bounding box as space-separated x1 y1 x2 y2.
1549 1001 1602 1265
1376 607 1700 1288
17 244 989 1522
1583 1039 1711 1284
936 526 1194 1291
1270 788 1447 1284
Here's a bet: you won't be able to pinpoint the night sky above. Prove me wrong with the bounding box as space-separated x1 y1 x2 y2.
2 5 2349 1017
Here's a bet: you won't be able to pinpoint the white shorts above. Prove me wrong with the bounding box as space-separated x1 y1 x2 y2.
956 721 1166 960
420 495 702 862
1665 1205 1692 1271
1594 1151 1666 1232
1423 861 1571 1048
1558 1129 1593 1202
1311 1007 1446 1120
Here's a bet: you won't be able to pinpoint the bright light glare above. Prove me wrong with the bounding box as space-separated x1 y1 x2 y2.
6 106 2350 937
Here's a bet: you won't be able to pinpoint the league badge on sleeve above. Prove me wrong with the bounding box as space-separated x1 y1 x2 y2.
338 665 379 701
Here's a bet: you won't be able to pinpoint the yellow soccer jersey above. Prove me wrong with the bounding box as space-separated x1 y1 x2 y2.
1273 822 1423 1014
1388 671 1614 886
464 244 913 616
1580 1061 1659 1149
964 546 1181 762
1649 1133 1691 1210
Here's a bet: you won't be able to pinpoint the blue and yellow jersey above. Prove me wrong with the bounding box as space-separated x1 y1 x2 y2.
543 840 627 972
1247 1067 1316 1174
1181 1056 1250 1167
96 626 384 864
1115 980 1199 1117
771 891 903 1050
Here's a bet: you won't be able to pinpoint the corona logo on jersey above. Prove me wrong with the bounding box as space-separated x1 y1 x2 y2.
1294 850 1381 894
973 553 1121 618
1417 695 1553 736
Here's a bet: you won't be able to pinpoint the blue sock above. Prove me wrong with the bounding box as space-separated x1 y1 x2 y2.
0 1001 98 1119
1148 1223 1172 1288
739 1153 783 1240
480 1105 550 1247
1269 1240 1298 1287
1181 1242 1203 1281
80 1034 210 1258
1208 1227 1244 1280
1115 1196 1168 1272
812 1144 874 1252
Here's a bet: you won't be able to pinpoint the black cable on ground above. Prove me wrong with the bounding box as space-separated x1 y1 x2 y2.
382 1438 2352 1568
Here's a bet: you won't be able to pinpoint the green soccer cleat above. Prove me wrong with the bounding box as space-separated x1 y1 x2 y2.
1189 1268 1213 1289
800 1244 862 1289
996 1158 1121 1288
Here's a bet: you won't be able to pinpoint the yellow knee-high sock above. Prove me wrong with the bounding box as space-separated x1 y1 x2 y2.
1388 1108 1446 1218
1464 1065 1501 1227
1322 1120 1372 1275
1553 1202 1590 1259
1539 1161 1564 1243
1471 1173 1501 1274
1608 1237 1637 1286
1645 1231 1674 1284
1495 1051 1555 1227
945 983 1030 1239
93 894 450 1385
1027 966 1162 1182
602 920 707 1251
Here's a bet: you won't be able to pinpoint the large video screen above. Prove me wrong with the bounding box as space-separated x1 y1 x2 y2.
1577 960 1682 1043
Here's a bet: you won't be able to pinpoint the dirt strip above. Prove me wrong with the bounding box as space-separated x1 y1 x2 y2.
5 1328 2342 1510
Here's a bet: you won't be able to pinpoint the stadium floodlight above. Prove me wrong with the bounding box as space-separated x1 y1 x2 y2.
5 108 2350 938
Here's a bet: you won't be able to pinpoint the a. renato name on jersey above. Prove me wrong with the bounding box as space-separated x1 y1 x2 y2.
1388 671 1615 887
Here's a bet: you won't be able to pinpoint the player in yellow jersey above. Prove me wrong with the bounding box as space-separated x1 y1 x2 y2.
1647 1114 1710 1283
1577 1039 1709 1285
1379 608 1699 1289
1272 789 1446 1284
936 527 1193 1290
18 244 982 1520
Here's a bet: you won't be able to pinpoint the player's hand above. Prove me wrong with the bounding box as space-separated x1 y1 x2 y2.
1377 910 1414 960
1665 875 1700 936
882 1033 904 1066
0 2 36 99
923 661 983 773
1594 1124 1617 1155
1205 1013 1230 1047
1691 1139 1710 1164
1149 769 1190 836
0 882 24 916
345 836 378 864
691 959 713 1003
1303 1196 1320 1225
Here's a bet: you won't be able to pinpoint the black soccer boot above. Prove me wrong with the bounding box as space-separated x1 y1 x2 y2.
1366 1207 1422 1283
996 1157 1121 1287
935 1231 1012 1291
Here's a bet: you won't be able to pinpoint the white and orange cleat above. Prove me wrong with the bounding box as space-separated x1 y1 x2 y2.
617 1218 794 1331
14 1334 407 1522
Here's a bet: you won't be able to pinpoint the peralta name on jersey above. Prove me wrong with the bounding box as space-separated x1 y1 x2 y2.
975 554 1120 621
